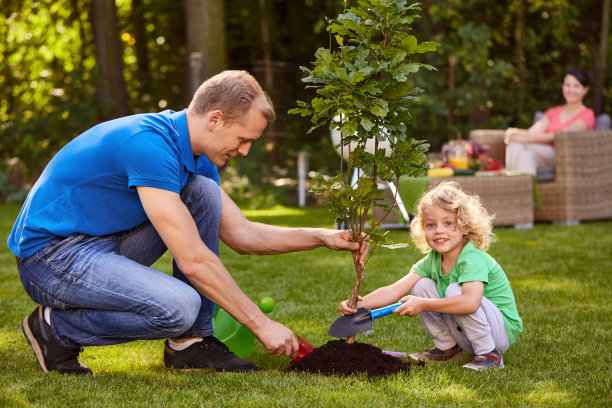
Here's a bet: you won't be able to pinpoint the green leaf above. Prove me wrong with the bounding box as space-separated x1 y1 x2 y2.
360 117 375 131
340 121 358 136
348 71 366 85
337 12 362 33
416 41 440 53
370 99 389 117
287 107 312 117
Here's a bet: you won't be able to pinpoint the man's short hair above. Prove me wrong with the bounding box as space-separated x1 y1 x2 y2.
188 70 276 124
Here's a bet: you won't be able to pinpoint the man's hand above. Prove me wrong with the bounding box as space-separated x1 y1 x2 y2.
320 230 369 268
251 318 299 358
395 295 425 317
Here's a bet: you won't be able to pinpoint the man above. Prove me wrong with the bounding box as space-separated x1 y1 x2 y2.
9 70 366 375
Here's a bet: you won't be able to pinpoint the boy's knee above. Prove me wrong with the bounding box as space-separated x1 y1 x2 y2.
412 278 437 298
445 283 462 298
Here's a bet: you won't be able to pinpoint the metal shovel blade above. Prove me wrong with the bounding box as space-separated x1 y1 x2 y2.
327 308 373 338
327 302 405 338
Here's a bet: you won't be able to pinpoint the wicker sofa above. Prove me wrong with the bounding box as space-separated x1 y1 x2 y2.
469 129 612 224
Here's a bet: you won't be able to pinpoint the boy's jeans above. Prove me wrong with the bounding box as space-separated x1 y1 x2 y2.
17 176 220 350
412 278 510 356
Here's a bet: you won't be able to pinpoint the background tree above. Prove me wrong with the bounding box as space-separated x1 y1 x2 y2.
185 0 227 99
91 0 129 120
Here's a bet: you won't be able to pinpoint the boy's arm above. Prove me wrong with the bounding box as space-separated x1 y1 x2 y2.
339 272 422 315
395 280 484 317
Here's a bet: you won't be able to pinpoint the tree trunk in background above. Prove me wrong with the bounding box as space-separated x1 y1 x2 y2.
258 0 277 168
594 0 609 116
514 0 526 124
185 0 227 100
447 55 456 129
69 0 87 71
131 0 151 99
91 0 129 120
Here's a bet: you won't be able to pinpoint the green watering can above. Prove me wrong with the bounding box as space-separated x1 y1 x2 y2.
212 297 274 357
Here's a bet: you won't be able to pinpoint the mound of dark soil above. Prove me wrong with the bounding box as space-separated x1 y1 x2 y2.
287 340 421 378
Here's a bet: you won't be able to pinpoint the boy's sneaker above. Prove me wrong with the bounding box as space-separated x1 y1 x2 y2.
408 344 463 361
462 348 504 371
164 336 257 372
21 306 93 375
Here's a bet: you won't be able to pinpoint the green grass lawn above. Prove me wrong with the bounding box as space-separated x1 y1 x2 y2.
1 203 611 407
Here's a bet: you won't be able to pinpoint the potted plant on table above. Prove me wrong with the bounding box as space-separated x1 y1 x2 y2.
290 0 437 347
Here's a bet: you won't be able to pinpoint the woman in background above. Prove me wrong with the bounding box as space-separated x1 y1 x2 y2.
504 69 595 176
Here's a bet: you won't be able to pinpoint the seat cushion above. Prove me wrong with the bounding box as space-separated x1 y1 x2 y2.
595 113 611 130
536 165 555 182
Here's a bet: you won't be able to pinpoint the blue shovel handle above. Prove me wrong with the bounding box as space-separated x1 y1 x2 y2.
369 302 405 321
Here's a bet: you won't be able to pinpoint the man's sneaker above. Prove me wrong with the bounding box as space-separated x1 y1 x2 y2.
462 348 504 371
164 336 258 372
21 306 93 375
408 344 463 362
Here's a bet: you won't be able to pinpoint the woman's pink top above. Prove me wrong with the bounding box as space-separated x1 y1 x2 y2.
544 105 595 132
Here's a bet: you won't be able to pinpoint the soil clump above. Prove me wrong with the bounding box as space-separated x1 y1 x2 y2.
287 339 421 378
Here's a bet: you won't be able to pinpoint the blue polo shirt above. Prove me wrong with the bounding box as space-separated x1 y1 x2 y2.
8 109 219 259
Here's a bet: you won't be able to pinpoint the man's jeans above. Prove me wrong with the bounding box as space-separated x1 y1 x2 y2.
412 278 510 356
17 176 221 350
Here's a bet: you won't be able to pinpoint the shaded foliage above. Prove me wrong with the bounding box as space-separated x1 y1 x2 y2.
1 0 610 199
1 0 97 177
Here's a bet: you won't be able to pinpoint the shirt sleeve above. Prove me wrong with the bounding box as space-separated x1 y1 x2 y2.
456 253 490 285
116 131 182 193
411 252 435 279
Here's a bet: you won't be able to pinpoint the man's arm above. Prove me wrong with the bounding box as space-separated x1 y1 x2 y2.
219 188 367 264
136 186 298 357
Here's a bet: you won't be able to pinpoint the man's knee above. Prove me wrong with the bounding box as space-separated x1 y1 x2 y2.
181 176 221 211
158 289 202 336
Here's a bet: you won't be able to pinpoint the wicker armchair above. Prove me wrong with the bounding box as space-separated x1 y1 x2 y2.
470 129 612 224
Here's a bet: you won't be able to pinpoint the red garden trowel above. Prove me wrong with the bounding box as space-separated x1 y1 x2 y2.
327 302 405 338
289 335 315 365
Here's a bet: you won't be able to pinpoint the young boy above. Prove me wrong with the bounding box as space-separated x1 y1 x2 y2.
339 182 523 370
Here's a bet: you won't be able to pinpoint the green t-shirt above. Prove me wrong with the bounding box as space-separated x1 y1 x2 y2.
411 242 523 346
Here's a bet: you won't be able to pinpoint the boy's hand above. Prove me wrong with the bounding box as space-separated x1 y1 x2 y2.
395 295 424 317
338 296 362 316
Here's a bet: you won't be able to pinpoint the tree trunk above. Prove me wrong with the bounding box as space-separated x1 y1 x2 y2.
514 0 526 124
91 0 129 120
447 55 457 128
258 0 277 168
594 0 609 116
131 0 150 97
185 0 227 99
346 250 365 344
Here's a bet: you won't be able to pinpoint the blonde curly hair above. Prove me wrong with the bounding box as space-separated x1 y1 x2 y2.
410 181 495 253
